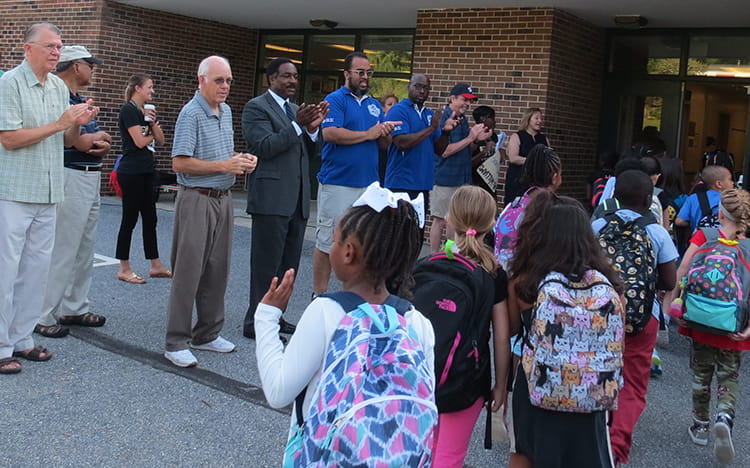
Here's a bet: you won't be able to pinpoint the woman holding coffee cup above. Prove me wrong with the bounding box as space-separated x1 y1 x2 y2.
115 72 170 284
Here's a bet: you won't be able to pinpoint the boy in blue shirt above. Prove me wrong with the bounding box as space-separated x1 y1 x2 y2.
592 169 677 466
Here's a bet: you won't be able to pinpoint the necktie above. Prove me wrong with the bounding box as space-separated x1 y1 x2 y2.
284 102 295 122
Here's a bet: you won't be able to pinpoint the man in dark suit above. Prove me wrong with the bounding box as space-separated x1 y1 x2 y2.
241 57 328 339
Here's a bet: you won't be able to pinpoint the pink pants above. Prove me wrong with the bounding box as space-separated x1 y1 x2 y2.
609 315 658 464
432 397 485 468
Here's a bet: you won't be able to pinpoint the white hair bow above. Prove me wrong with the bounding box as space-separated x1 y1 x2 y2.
352 182 425 228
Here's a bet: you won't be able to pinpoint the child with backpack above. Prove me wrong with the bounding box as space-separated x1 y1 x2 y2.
508 191 626 468
675 165 734 232
254 182 437 467
411 185 510 467
494 143 562 272
592 169 678 466
664 188 750 465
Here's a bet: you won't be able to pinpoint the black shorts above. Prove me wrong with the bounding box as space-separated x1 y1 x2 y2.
512 365 614 468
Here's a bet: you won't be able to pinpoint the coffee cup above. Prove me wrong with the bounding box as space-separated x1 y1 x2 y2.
144 104 156 122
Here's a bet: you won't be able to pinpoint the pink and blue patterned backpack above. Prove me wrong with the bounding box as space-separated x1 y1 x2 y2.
285 292 437 467
494 187 537 272
683 229 750 335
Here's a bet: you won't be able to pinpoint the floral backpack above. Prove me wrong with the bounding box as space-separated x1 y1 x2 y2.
522 270 625 413
494 186 537 272
284 292 437 468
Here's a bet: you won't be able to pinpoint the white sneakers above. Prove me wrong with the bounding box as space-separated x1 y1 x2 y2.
164 337 237 367
164 349 198 368
190 336 237 353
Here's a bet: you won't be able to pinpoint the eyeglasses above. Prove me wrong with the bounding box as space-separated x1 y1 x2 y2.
277 72 299 80
349 69 374 78
32 43 63 52
76 61 94 70
413 84 431 91
213 77 234 86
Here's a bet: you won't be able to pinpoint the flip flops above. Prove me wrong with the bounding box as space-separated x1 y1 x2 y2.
149 269 173 278
0 357 22 374
58 312 106 327
118 271 146 284
12 345 53 362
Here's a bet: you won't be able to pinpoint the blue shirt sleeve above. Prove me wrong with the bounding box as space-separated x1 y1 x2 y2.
321 90 344 129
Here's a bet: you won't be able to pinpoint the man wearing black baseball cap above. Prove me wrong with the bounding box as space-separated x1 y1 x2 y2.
34 45 110 339
429 82 491 253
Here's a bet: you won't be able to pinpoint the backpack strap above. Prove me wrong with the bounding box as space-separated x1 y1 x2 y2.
700 227 721 243
601 198 620 215
318 291 412 316
697 190 714 218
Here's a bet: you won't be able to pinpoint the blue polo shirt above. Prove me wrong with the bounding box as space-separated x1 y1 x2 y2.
319 86 383 187
65 92 102 165
434 104 472 186
384 99 441 191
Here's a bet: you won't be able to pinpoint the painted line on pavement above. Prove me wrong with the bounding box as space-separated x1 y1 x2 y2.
69 327 291 416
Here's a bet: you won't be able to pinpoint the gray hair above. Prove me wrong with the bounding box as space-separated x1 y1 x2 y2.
197 55 230 77
24 23 61 43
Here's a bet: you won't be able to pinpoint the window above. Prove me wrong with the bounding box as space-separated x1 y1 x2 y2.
610 35 682 76
688 35 750 77
257 30 414 103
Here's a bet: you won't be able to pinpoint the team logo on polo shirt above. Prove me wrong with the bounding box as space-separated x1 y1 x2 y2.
367 103 381 118
427 115 433 126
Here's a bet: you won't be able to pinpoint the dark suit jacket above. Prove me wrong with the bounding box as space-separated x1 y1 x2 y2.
242 91 314 218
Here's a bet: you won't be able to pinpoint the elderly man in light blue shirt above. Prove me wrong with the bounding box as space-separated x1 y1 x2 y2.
0 23 93 374
163 55 258 368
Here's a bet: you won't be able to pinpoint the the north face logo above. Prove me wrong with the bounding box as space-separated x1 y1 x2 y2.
435 299 457 312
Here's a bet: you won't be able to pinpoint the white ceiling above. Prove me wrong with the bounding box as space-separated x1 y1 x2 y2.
118 0 750 30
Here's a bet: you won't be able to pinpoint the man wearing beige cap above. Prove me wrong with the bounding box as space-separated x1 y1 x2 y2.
34 45 109 340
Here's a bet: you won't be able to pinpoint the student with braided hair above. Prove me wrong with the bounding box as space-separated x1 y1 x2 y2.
255 183 436 465
665 188 750 465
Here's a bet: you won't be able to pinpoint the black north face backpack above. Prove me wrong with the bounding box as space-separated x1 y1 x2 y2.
598 214 657 335
411 248 495 413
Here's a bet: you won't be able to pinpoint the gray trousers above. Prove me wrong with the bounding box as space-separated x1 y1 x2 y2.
165 189 233 351
39 167 100 326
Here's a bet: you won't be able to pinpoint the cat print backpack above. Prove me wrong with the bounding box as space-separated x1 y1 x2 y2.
521 270 625 413
683 229 750 335
284 292 438 468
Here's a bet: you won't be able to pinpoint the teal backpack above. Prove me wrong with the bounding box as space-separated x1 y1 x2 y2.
683 229 750 335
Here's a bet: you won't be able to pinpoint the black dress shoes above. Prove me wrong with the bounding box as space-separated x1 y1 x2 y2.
243 318 295 340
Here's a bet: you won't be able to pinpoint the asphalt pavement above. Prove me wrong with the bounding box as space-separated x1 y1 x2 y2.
2 192 749 467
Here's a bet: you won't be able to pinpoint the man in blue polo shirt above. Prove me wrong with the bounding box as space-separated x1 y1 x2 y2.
35 45 109 339
384 73 457 236
429 83 492 253
314 51 400 295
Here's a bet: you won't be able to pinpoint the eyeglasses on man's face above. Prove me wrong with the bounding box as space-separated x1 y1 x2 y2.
212 77 234 86
349 69 374 78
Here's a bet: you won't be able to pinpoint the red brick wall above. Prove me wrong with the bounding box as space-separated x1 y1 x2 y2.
0 0 258 192
413 7 604 205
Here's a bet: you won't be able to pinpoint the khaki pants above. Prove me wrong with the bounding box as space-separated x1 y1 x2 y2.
165 189 233 351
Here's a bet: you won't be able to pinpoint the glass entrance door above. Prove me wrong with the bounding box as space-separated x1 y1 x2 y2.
681 83 749 177
599 79 682 157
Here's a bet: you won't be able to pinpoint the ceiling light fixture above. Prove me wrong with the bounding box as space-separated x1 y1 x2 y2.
309 19 338 30
613 15 648 29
